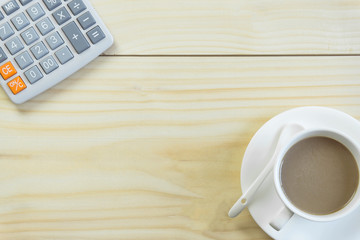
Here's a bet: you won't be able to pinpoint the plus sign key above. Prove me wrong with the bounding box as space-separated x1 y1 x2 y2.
62 21 90 54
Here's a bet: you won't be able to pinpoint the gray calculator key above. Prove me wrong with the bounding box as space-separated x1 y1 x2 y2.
27 3 45 21
0 47 8 63
11 12 30 31
21 27 39 45
0 11 4 20
40 55 58 74
87 26 105 44
25 65 43 84
2 0 19 16
15 51 34 69
55 46 74 64
62 21 90 54
45 31 64 50
5 36 24 55
68 0 87 16
53 7 71 25
0 22 14 41
30 41 49 60
77 11 96 30
19 0 32 6
43 0 61 11
36 17 55 36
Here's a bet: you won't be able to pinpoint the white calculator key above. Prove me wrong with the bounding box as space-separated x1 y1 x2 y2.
45 31 64 50
27 3 45 21
2 0 20 16
11 12 30 31
19 0 32 6
55 46 73 64
21 27 39 45
25 65 43 84
40 55 58 74
30 41 49 60
15 51 34 69
6 36 24 55
36 17 54 36
0 22 15 41
43 0 61 11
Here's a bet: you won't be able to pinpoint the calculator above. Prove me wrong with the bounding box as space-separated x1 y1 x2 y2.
0 0 113 104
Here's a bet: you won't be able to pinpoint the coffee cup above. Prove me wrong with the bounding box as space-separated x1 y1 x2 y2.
271 128 360 231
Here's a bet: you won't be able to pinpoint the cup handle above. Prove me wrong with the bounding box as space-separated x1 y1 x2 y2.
269 205 294 231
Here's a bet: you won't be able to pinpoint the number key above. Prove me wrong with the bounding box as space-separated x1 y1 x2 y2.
45 31 64 50
27 3 45 21
25 65 43 84
30 41 49 60
11 12 30 31
21 27 39 45
15 51 34 70
36 17 54 36
5 36 24 55
40 55 58 74
0 22 14 41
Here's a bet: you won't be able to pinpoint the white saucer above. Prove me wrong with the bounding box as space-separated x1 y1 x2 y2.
241 106 360 240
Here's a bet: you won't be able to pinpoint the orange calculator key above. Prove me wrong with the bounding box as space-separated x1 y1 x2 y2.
8 76 27 95
0 61 17 80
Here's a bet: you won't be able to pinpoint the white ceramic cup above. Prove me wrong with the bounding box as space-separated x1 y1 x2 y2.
270 128 360 231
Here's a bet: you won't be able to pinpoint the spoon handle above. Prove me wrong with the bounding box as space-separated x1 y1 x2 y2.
228 152 277 218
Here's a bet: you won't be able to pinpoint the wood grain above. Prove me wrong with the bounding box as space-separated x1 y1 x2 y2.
93 0 360 55
0 56 360 239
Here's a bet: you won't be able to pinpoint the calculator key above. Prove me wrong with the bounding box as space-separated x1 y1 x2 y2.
40 55 58 74
8 76 26 95
0 11 4 20
5 36 24 55
55 46 74 64
87 26 105 44
2 0 19 16
25 65 43 84
21 27 39 45
62 21 90 54
27 3 45 21
15 51 34 70
45 31 64 50
77 11 96 30
53 7 71 25
19 0 32 6
36 17 55 36
68 0 87 16
0 61 17 80
11 12 30 31
0 22 15 41
30 41 49 60
0 48 8 63
43 0 61 11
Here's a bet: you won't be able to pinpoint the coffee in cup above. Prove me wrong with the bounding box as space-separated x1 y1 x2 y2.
272 128 360 230
280 136 359 215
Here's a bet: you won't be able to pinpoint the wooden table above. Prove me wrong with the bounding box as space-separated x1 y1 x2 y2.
1 0 360 239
